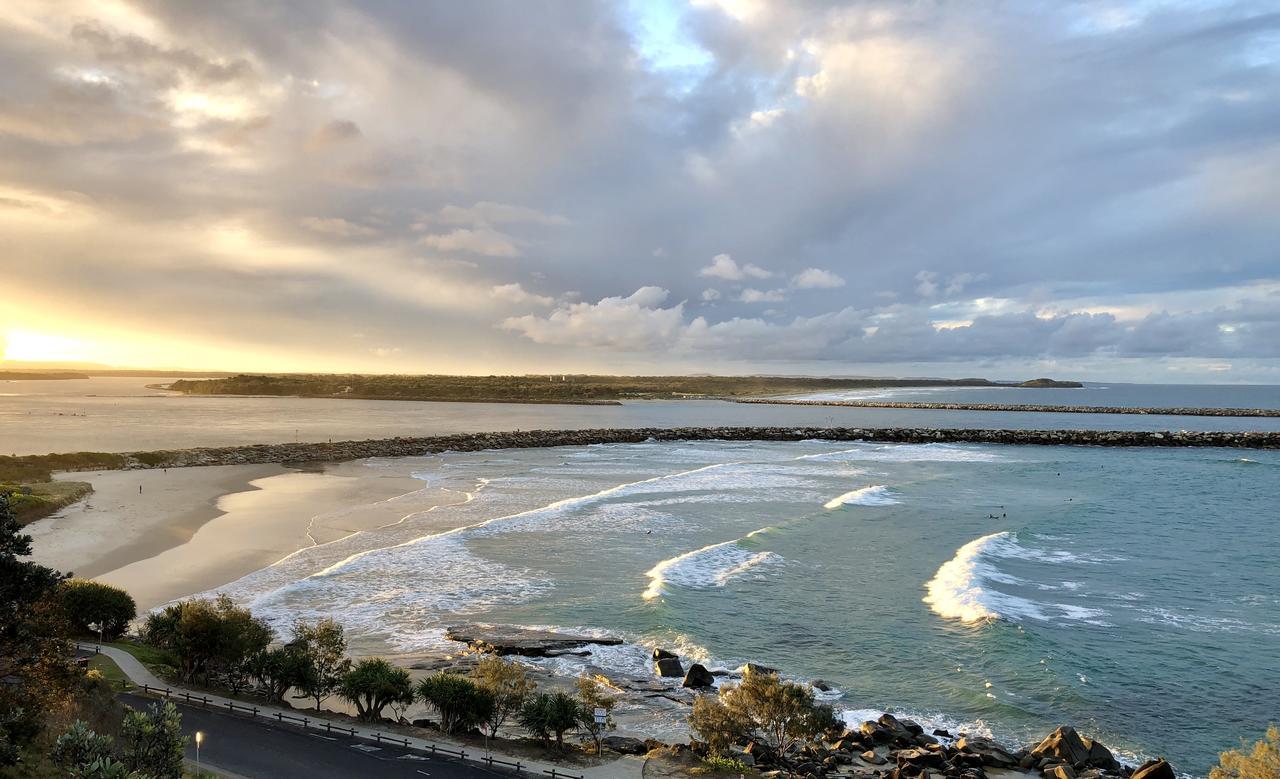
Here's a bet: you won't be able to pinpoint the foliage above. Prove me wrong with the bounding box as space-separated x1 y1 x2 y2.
416 673 495 735
518 692 581 752
291 618 351 709
338 658 414 722
52 720 115 771
0 493 74 766
575 675 617 754
471 654 536 739
141 594 271 686
250 644 314 703
59 580 137 640
689 672 837 758
70 756 143 779
1211 725 1280 779
119 701 186 779
701 755 753 773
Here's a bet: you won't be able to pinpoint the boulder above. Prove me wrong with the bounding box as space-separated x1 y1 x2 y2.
652 647 678 661
897 747 946 769
743 662 780 676
812 679 833 692
862 750 888 765
444 624 621 656
862 721 893 743
601 735 648 755
901 719 926 737
682 663 716 688
955 737 1018 768
1032 727 1093 767
1046 766 1077 779
655 657 685 678
1085 740 1121 771
745 741 776 764
1131 759 1175 779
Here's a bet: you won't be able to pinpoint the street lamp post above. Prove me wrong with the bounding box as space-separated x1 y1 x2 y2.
195 731 203 777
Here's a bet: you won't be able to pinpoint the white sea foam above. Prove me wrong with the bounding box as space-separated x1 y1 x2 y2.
824 485 900 509
923 532 1111 625
643 532 781 600
798 443 1005 463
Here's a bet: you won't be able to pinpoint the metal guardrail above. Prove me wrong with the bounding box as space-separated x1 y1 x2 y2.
543 769 585 779
132 683 507 771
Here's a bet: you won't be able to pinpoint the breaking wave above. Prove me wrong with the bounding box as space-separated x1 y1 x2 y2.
643 529 781 600
923 532 1109 625
824 485 900 509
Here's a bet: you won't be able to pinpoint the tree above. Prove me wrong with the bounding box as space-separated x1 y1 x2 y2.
292 617 351 709
52 720 115 772
519 691 580 752
119 701 187 779
471 654 536 739
251 644 315 704
338 658 414 722
1211 725 1280 779
58 579 137 640
575 675 617 754
689 672 838 758
141 594 271 687
416 673 494 735
0 493 74 766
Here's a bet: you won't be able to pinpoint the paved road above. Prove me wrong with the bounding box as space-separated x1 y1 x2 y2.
120 692 503 779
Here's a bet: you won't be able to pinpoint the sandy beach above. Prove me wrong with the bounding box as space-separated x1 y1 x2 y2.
27 461 428 610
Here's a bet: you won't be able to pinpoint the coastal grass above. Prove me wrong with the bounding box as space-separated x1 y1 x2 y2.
88 653 131 688
2 480 93 525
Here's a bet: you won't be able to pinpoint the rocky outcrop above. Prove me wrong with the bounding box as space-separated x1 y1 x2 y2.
92 425 1280 474
733 398 1280 418
443 624 622 657
1131 758 1176 779
601 735 648 755
682 663 715 689
1032 726 1122 772
655 657 685 678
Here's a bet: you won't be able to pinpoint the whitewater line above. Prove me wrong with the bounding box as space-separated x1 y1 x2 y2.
306 461 744 580
923 531 1010 623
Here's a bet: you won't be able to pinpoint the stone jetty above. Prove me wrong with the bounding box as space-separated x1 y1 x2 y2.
733 398 1280 417
102 426 1279 472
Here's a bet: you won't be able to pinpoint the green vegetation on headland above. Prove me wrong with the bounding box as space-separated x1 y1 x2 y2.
167 373 1082 403
0 370 90 380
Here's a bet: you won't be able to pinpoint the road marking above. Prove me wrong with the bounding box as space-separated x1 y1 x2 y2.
416 771 431 776
351 744 382 752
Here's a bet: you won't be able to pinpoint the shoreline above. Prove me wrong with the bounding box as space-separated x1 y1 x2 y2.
28 462 427 610
733 398 1280 417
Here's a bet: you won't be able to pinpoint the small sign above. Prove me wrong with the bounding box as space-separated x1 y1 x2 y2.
593 707 607 725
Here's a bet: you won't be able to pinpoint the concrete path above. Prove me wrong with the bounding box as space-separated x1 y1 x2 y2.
82 643 646 779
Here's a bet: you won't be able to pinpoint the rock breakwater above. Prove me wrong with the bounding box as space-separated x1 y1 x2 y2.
734 398 1280 418
92 426 1280 472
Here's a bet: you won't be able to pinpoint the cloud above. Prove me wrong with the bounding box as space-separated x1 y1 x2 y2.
300 216 377 238
738 287 788 303
491 282 554 306
791 268 846 289
420 228 520 257
433 201 569 227
501 287 685 349
699 253 773 281
701 288 721 301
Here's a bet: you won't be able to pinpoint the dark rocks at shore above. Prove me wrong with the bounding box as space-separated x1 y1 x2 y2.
443 624 622 657
653 647 678 661
81 425 1279 475
1032 726 1122 772
734 398 1280 418
655 657 685 678
601 735 649 755
742 662 781 676
1130 759 1175 779
682 663 715 689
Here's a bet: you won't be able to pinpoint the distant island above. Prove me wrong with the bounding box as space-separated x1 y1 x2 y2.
0 370 91 380
165 373 1083 404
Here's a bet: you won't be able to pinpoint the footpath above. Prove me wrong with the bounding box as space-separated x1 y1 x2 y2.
81 643 646 779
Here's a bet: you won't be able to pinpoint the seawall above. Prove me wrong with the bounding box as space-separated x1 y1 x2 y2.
732 398 1280 417
105 427 1280 471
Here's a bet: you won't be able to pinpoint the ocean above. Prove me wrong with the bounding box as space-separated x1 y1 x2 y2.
8 377 1279 774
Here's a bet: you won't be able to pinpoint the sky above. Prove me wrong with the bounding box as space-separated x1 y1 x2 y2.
1 1 1278 382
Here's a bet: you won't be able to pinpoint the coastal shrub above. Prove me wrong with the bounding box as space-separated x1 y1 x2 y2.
250 644 314 704
59 579 137 640
1211 725 1280 779
141 594 271 686
339 658 414 722
471 654 536 739
575 675 617 754
51 720 114 772
519 691 580 752
701 755 753 773
292 617 352 709
416 672 495 735
119 701 186 779
689 671 838 758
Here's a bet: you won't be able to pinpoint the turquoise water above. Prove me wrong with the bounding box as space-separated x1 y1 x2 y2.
211 439 1280 776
